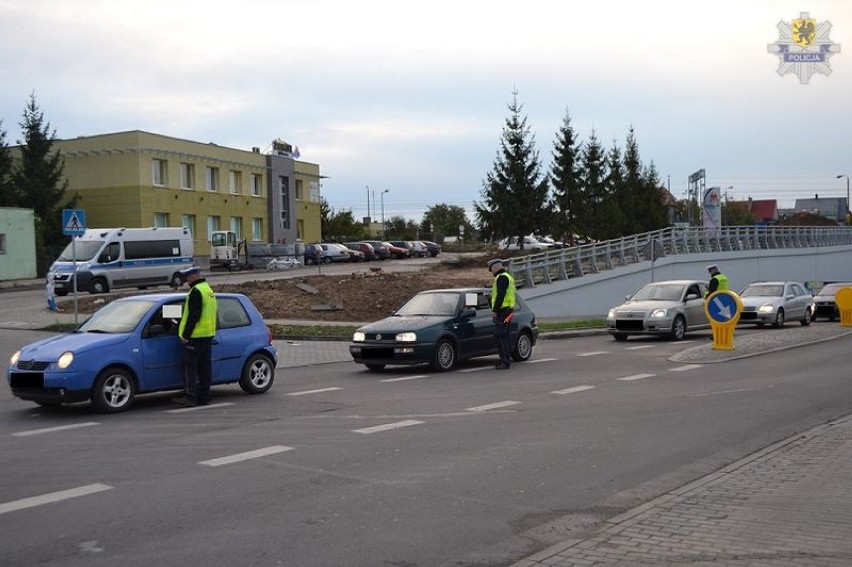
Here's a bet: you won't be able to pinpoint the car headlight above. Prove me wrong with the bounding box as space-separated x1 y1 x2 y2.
758 304 775 313
10 350 20 365
395 332 417 342
650 308 668 318
352 332 365 342
57 352 74 369
607 309 615 318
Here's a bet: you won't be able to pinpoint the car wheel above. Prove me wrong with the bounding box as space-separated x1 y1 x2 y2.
511 330 534 362
365 363 386 372
91 367 135 413
612 333 628 341
430 338 456 371
669 315 686 341
800 307 812 326
170 272 183 288
324 257 333 264
772 309 785 328
91 277 109 294
239 353 275 394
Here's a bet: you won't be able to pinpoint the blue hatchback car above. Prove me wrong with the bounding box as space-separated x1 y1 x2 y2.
7 293 278 413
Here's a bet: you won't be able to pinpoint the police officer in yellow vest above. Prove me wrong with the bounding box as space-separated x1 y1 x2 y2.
706 264 729 297
488 258 516 370
174 266 217 406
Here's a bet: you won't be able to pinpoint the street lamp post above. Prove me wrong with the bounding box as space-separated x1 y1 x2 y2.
837 174 850 225
381 189 389 238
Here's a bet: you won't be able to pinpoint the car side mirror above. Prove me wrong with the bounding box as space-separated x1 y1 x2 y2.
461 308 476 319
786 294 794 300
145 324 167 338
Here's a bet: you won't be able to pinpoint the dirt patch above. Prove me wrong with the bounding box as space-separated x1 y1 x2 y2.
67 260 492 323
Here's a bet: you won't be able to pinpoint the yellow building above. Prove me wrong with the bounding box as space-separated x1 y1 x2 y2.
58 130 322 256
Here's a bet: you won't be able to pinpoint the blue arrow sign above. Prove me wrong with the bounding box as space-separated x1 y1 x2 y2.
707 292 739 323
62 209 86 236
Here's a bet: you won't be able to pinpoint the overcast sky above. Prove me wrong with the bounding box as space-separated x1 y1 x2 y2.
1 0 850 223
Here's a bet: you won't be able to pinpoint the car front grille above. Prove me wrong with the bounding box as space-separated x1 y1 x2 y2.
15 360 50 371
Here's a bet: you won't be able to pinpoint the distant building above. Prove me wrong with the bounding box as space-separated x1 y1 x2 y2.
0 207 37 280
53 130 322 256
794 196 848 223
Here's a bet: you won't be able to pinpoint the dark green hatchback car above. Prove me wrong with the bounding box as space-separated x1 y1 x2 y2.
349 288 539 372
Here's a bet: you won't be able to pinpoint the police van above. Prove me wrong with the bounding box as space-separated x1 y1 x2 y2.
49 227 194 295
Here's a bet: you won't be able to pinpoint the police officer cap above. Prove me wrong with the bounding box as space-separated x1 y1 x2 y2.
180 266 201 277
706 264 718 271
487 258 505 267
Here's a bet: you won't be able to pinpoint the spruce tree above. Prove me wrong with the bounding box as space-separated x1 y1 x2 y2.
549 110 585 244
12 94 70 252
0 120 15 207
475 91 549 248
621 125 642 236
603 140 626 240
578 129 607 241
639 161 668 231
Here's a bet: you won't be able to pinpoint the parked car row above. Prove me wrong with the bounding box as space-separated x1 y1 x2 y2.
304 240 441 264
604 279 848 341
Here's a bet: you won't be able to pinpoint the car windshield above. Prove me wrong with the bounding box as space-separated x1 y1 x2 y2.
78 299 158 333
395 292 459 316
819 283 852 295
631 284 684 301
56 240 104 262
742 284 783 297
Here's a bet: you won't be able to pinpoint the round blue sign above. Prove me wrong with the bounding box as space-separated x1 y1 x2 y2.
707 292 739 323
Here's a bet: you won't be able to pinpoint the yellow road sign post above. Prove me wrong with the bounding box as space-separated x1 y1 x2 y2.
835 287 852 327
704 290 743 351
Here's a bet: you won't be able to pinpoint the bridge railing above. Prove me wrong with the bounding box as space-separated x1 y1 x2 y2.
507 226 852 288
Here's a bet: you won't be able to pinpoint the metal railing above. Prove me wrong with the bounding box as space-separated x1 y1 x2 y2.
507 226 852 288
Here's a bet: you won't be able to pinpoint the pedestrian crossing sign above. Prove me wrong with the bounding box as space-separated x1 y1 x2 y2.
62 209 86 236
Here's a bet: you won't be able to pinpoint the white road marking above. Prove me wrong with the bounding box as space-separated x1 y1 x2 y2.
286 387 343 396
691 388 751 397
12 422 100 437
353 420 424 434
618 373 657 382
457 367 491 373
466 401 522 412
551 385 595 395
669 364 703 372
625 345 655 350
199 445 293 467
526 357 558 363
165 402 234 413
577 351 608 357
0 484 113 516
381 375 428 383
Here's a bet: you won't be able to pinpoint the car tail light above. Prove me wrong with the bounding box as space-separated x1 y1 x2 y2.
266 326 273 345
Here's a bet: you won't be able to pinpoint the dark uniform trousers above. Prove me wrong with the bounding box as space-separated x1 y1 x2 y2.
494 308 513 366
184 337 213 403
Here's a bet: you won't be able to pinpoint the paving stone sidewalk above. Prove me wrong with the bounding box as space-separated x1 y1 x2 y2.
513 414 852 567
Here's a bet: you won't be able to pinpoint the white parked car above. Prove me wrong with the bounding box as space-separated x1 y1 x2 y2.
319 243 351 263
498 236 555 252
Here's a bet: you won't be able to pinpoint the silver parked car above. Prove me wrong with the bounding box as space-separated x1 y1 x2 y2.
812 281 852 321
606 280 710 341
738 281 814 328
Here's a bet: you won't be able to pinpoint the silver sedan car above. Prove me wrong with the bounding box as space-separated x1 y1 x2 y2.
606 280 710 341
738 281 814 328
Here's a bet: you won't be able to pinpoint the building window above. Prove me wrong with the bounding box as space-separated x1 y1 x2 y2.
152 159 167 187
295 179 304 200
206 166 219 192
279 176 290 229
251 173 262 196
252 218 263 241
229 170 242 195
180 163 195 189
182 214 196 239
207 216 220 241
0 233 6 254
230 216 242 239
153 213 169 227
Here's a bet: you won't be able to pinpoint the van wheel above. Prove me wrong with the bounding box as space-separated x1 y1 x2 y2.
91 277 109 294
170 273 183 287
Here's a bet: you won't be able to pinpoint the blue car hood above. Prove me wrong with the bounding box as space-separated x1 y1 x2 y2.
359 315 452 333
18 332 131 361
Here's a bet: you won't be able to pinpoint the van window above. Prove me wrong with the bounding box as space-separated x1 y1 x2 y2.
99 242 120 263
125 240 181 260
